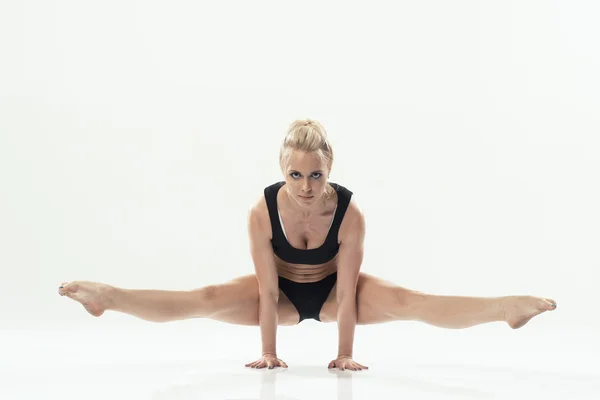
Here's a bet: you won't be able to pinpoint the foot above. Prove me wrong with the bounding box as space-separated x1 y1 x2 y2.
502 296 557 329
58 281 114 317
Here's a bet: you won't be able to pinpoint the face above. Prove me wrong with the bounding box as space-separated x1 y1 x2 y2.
283 150 330 207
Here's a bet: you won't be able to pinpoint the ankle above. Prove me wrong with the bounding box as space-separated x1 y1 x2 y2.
102 284 118 310
497 296 509 323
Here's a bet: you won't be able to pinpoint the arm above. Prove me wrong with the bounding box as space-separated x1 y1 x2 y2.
247 205 279 356
335 207 366 358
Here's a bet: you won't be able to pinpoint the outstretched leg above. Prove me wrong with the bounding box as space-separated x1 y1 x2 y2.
58 275 300 326
319 273 556 328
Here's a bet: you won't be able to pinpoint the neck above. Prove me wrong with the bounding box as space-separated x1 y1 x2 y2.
283 188 328 216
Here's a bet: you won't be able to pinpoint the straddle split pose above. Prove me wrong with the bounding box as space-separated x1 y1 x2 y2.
58 119 557 371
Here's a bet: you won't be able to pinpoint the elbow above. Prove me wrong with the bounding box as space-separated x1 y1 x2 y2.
336 290 356 304
259 289 279 302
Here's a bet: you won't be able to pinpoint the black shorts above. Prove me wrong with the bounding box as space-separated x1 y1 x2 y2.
278 272 337 323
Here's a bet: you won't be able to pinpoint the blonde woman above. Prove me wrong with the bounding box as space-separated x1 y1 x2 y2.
58 119 557 371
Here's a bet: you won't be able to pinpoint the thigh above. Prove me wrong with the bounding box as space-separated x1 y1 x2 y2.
319 272 419 324
207 274 300 326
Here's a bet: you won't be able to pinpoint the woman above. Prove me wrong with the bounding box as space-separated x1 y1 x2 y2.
58 119 557 371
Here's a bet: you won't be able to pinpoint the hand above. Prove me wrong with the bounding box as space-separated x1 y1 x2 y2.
328 355 368 371
245 354 288 369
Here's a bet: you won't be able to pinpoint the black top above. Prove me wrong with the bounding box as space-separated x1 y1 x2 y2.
263 181 353 265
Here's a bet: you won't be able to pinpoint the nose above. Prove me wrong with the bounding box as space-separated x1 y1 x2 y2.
301 179 311 193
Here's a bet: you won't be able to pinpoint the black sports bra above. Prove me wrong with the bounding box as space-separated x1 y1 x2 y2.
263 181 353 265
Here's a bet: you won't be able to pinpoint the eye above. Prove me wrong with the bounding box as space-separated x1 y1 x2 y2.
289 172 322 179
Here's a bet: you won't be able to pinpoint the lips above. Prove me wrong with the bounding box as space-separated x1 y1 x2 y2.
299 195 313 199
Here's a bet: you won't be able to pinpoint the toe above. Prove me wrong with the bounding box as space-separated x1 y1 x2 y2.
539 298 556 310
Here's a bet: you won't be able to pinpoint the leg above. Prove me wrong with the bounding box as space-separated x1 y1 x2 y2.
319 272 557 329
58 275 300 326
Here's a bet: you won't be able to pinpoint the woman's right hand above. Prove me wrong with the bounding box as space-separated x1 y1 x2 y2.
245 353 288 369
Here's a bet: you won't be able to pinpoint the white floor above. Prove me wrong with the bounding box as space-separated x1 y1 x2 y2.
3 320 599 399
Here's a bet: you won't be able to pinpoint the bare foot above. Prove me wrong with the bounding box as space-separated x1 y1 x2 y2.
58 281 114 317
503 296 557 329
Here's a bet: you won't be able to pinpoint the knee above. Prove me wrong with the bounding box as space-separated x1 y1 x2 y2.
192 284 219 304
396 288 426 315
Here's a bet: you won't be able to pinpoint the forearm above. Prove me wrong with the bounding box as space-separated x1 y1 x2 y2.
259 293 279 355
336 295 357 357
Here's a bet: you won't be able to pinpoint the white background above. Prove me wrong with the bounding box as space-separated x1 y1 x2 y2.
1 1 599 398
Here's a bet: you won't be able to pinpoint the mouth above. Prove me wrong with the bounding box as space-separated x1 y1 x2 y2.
299 195 314 200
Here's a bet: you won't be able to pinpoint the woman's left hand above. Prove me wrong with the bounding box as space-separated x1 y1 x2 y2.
328 356 368 371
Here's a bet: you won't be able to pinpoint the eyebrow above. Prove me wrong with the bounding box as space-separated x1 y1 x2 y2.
289 169 324 174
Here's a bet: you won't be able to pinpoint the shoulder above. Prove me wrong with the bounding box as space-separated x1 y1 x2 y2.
247 185 274 239
345 197 365 229
248 194 268 218
248 181 281 218
331 182 361 225
339 195 366 242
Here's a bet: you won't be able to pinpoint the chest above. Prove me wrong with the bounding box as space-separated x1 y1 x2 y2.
279 211 336 250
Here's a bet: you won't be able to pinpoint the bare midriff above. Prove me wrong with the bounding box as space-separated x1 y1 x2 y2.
274 253 338 283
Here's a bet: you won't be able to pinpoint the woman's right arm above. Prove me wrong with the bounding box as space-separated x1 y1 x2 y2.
247 204 279 357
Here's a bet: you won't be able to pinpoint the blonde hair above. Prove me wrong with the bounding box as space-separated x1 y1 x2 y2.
279 119 335 197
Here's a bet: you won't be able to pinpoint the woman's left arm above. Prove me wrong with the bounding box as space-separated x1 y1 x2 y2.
329 207 368 370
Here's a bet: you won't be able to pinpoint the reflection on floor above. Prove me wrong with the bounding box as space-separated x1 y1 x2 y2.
2 323 599 399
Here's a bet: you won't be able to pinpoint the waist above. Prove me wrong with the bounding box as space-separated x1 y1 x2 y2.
275 253 338 283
